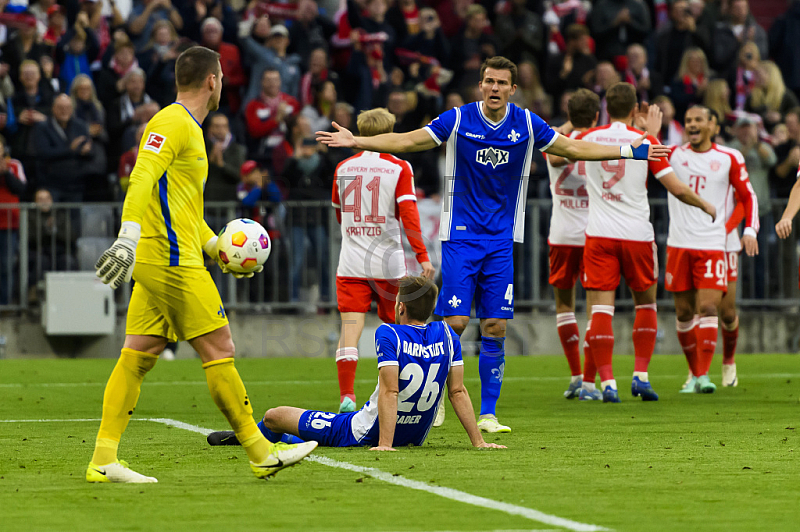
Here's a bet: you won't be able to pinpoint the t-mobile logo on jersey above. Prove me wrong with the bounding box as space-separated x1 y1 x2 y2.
475 147 509 168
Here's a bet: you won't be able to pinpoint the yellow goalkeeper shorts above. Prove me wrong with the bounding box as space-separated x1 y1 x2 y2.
126 263 229 342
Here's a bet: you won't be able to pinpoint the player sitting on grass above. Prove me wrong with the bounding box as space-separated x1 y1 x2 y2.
207 276 506 451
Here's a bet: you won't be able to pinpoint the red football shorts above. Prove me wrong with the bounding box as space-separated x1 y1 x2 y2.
727 251 738 283
583 236 658 292
336 276 398 323
665 247 727 292
549 245 584 290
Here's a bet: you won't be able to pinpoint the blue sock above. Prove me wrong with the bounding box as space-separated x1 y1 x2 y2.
257 420 282 443
478 336 505 416
257 419 305 444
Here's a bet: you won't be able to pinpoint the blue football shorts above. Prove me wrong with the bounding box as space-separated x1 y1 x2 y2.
297 410 362 447
434 239 514 319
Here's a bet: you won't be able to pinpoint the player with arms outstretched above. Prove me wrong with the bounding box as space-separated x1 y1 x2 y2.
667 106 758 394
206 277 505 451
332 108 434 414
318 56 670 431
579 83 716 403
88 47 316 483
544 89 599 399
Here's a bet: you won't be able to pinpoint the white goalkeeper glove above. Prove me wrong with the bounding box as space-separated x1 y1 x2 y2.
204 235 263 279
96 221 140 289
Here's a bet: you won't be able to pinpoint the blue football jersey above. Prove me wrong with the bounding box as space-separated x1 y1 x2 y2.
424 102 558 243
351 321 463 447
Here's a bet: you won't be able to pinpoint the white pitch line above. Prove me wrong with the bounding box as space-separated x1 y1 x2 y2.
305 455 609 532
143 418 609 532
3 372 800 389
0 417 610 532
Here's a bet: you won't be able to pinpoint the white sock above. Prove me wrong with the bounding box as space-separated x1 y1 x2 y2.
633 371 649 382
570 375 582 384
601 379 617 391
582 381 596 391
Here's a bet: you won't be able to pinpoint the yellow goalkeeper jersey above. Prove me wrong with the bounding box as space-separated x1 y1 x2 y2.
122 103 216 267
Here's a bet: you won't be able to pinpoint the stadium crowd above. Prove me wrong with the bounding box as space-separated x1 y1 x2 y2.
0 0 798 305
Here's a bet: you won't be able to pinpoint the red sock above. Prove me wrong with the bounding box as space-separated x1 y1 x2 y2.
583 320 597 383
588 306 615 382
633 303 658 373
696 316 719 376
335 347 358 401
676 318 699 376
722 318 739 365
557 312 582 376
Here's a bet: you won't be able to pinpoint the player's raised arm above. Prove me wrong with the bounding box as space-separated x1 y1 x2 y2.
372 365 400 451
316 122 438 154
544 130 671 162
446 364 505 449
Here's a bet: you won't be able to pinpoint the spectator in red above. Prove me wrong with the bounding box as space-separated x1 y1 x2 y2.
433 0 472 39
42 5 67 46
201 17 246 114
245 68 300 166
386 0 421 45
0 134 27 305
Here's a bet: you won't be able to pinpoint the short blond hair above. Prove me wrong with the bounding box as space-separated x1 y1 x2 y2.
356 108 396 137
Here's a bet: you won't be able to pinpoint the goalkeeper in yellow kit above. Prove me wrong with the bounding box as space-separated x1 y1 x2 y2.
87 46 317 483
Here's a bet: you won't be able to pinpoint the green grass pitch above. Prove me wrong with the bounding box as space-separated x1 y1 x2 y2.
1 354 799 532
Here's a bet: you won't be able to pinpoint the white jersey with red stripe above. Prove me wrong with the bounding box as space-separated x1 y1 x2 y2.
546 130 589 246
578 122 673 242
667 143 758 252
333 151 417 279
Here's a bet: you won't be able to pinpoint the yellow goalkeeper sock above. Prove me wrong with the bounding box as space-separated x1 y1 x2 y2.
203 358 271 463
91 348 158 465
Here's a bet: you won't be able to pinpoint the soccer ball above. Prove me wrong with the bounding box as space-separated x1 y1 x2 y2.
216 218 271 273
